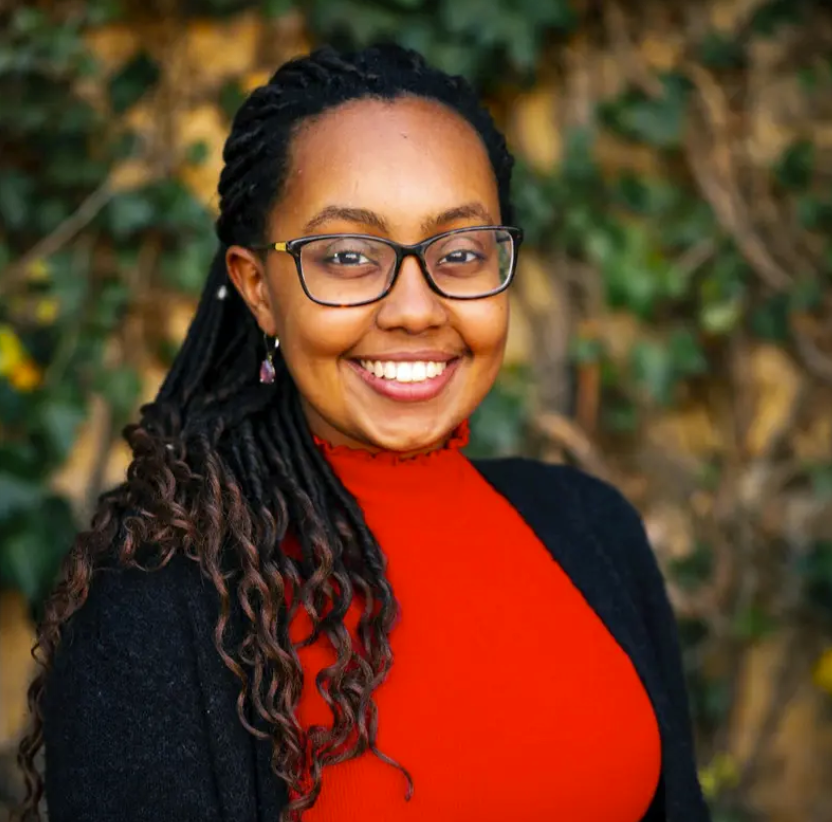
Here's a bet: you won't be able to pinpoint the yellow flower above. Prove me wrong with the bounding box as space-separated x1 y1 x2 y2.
0 324 26 377
0 324 42 391
813 647 832 694
698 752 738 800
27 258 50 282
9 359 42 392
35 298 60 324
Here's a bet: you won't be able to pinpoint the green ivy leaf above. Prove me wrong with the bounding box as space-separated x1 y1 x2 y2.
0 528 44 601
698 32 746 70
600 73 691 149
511 163 558 246
788 276 823 312
263 0 297 18
91 280 129 328
774 139 814 190
0 496 75 603
152 180 211 233
108 52 159 115
570 336 605 365
184 140 210 165
750 294 790 342
467 368 531 458
0 169 35 231
808 464 832 501
219 80 248 120
0 474 42 519
95 364 142 422
668 542 713 591
797 194 832 230
11 7 48 36
85 0 125 26
49 249 90 315
668 327 708 377
749 0 804 36
105 191 156 238
601 395 639 433
732 604 778 641
37 399 86 463
800 541 832 623
386 0 426 9
161 231 216 295
631 340 675 405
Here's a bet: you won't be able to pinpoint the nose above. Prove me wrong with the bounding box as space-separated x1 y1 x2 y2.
375 254 448 333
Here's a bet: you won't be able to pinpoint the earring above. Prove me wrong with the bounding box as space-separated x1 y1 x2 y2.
259 335 279 384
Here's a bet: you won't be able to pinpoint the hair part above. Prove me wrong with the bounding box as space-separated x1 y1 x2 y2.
17 42 514 821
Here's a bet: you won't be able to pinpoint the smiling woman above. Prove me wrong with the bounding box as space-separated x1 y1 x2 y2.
227 96 516 454
18 45 710 822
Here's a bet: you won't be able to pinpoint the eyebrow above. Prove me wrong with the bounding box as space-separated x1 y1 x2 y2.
420 203 495 234
303 206 389 234
301 202 496 236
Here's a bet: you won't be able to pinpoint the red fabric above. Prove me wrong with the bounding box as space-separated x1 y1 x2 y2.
289 425 661 821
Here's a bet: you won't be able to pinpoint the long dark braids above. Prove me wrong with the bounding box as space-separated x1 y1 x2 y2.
17 43 515 820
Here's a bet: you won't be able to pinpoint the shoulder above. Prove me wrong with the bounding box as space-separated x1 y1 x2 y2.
473 456 656 581
42 557 243 821
474 456 645 533
44 555 216 762
52 554 208 681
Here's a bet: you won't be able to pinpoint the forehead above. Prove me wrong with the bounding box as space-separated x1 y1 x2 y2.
277 96 500 233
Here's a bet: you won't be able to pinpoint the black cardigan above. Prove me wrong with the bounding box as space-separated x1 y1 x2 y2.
43 458 711 822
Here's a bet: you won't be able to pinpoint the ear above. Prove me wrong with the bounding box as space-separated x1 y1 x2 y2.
225 245 279 337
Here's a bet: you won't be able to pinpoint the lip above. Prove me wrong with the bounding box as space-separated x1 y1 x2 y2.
351 350 460 363
346 357 462 403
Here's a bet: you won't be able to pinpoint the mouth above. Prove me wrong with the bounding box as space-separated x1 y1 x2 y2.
356 358 451 383
346 355 463 402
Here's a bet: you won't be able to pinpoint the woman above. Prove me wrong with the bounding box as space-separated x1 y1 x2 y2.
19 44 710 822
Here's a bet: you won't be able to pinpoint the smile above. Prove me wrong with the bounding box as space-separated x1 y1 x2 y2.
358 359 448 383
348 356 461 402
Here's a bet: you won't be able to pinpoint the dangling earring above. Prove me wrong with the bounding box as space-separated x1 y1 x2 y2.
259 335 279 384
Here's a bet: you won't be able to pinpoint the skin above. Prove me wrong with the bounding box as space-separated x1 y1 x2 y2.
227 96 510 455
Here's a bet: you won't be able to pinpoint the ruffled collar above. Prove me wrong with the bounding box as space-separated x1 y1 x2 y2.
313 419 470 468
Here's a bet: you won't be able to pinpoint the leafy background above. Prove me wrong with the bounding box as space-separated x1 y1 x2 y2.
2 0 832 819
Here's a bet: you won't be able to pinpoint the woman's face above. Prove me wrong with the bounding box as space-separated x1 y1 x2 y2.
228 96 510 454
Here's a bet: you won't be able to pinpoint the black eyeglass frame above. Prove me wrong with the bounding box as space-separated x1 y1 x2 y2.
249 224 524 308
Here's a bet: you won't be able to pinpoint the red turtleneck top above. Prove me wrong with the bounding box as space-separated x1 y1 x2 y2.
289 426 661 821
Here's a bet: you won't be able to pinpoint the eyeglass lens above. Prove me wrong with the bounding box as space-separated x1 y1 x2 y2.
298 228 515 305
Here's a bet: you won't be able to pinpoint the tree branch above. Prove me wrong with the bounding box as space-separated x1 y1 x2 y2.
0 178 114 298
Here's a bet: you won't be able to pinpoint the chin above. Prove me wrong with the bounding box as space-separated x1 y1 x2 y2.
361 417 454 455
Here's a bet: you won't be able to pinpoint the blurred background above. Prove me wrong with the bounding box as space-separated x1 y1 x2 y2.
1 0 831 820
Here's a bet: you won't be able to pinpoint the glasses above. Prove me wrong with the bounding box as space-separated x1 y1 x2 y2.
250 225 523 307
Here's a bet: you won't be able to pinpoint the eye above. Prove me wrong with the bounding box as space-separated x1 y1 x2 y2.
325 250 373 266
439 248 482 265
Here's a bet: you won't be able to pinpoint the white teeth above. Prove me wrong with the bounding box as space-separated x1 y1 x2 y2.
359 359 449 383
397 362 413 382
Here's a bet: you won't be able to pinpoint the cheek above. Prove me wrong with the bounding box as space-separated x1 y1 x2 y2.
267 263 372 362
458 297 510 361
280 303 375 386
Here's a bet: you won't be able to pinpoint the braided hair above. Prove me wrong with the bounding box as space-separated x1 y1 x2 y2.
18 43 515 820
